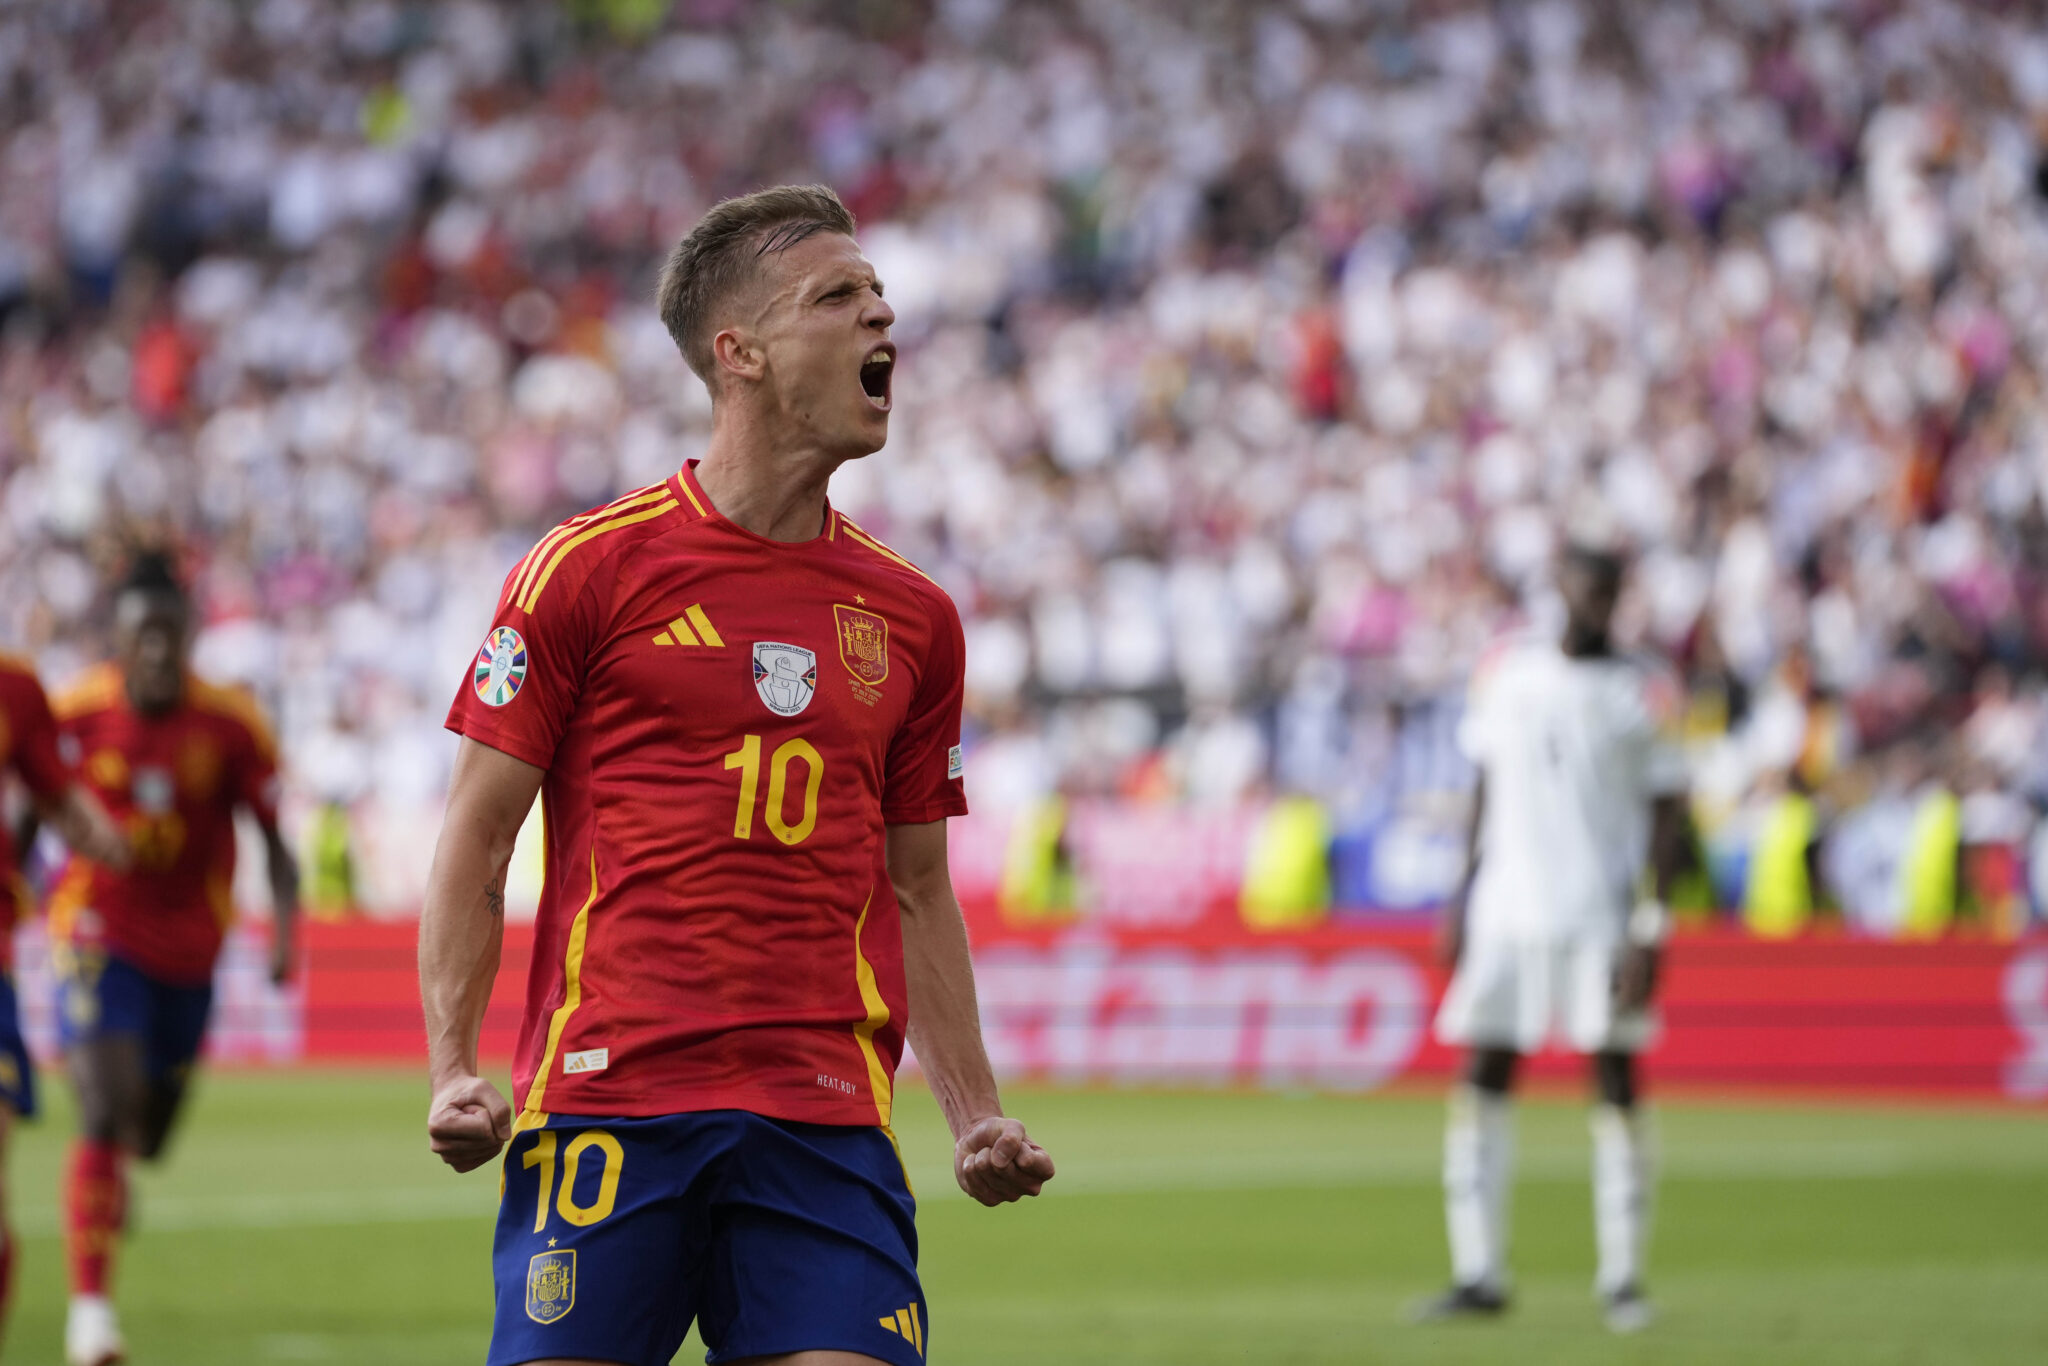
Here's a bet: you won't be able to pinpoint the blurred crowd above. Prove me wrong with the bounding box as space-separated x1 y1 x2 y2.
2 0 2046 929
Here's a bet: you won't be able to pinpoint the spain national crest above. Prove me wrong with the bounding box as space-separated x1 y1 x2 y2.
833 604 890 686
525 1249 575 1325
752 642 817 717
473 627 528 707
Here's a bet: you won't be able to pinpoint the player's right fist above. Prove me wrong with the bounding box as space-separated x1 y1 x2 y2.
954 1114 1055 1206
427 1073 513 1173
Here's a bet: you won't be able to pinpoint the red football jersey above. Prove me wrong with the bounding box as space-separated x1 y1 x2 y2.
0 654 71 967
50 666 281 986
445 463 968 1129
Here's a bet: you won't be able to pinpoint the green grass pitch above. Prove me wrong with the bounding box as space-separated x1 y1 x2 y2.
0 1070 2041 1363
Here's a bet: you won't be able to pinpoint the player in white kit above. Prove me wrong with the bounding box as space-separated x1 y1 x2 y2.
1415 546 1688 1334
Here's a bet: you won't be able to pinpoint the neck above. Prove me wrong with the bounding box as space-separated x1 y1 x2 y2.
126 677 182 717
1562 628 1612 660
693 403 842 543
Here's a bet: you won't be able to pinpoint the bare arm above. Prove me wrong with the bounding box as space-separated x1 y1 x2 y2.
259 818 301 985
420 738 544 1173
1647 793 1687 904
1617 792 1689 1011
33 784 131 872
888 819 1053 1206
1438 775 1485 968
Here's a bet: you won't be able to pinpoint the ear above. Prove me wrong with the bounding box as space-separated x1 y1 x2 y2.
712 327 764 384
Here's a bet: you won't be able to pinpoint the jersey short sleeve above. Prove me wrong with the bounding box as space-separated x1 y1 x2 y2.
3 670 69 801
445 557 603 771
880 588 969 825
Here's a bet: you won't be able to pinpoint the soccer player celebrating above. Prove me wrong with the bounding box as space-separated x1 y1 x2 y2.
0 654 127 1345
48 553 300 1366
1417 546 1687 1334
421 185 1054 1366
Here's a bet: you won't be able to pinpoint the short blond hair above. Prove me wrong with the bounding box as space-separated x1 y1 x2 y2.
656 184 857 384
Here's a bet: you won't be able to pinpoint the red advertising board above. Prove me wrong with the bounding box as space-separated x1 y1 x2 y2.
279 912 2048 1104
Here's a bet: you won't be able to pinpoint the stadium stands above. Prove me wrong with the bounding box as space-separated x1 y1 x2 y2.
1 0 2044 929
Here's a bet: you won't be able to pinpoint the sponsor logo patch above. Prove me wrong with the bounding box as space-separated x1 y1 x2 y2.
525 1249 576 1324
473 627 528 707
652 603 725 648
876 1301 925 1356
562 1048 609 1075
752 642 817 717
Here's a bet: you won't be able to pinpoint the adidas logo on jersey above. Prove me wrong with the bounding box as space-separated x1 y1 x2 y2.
652 605 725 648
876 1302 925 1356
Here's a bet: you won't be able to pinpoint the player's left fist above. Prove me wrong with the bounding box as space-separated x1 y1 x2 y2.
954 1115 1055 1206
428 1072 513 1173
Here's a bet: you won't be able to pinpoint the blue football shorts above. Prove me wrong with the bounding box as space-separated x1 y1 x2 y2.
489 1110 927 1366
55 947 214 1086
0 974 35 1117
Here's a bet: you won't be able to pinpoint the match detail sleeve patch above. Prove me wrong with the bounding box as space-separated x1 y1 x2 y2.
947 745 963 780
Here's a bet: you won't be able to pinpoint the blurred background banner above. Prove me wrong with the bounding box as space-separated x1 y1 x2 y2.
95 916 2034 1103
4 0 2048 1065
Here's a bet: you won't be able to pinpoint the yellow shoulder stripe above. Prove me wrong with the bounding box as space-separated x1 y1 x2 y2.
510 486 673 607
676 475 708 518
519 498 679 613
510 503 617 607
838 517 939 588
52 665 122 721
187 679 278 760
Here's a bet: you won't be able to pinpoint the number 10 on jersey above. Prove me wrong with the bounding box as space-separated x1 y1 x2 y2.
723 734 823 845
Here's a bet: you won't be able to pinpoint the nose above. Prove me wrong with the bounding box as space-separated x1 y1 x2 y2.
865 292 895 331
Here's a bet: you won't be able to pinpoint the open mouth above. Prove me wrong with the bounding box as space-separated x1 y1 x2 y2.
859 345 895 411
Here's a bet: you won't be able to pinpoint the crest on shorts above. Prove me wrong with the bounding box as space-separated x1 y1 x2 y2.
525 1249 575 1325
473 627 528 708
752 642 817 717
833 605 890 686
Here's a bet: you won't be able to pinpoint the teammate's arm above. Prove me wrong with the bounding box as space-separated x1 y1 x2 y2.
258 819 300 985
27 785 131 872
1438 774 1485 968
10 673 129 870
420 738 543 1174
887 818 1054 1206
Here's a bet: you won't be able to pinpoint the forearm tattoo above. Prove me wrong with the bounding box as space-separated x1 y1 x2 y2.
484 872 506 919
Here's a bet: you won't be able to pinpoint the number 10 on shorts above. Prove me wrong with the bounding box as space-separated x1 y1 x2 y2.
522 1130 624 1232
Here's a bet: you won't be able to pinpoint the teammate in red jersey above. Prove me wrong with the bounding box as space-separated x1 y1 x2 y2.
0 655 126 1348
421 184 1053 1366
47 554 300 1366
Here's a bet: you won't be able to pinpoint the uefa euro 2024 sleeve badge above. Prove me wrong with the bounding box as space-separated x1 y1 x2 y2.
525 1248 575 1324
752 642 818 716
473 627 528 707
